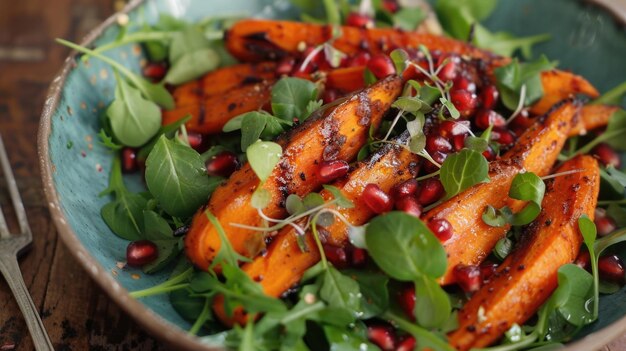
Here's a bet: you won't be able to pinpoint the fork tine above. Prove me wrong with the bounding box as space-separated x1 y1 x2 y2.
0 135 31 237
0 201 9 239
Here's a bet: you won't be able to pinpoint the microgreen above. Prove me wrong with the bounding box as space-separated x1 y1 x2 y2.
483 172 546 227
439 149 490 200
494 56 558 111
145 135 217 217
206 211 251 269
98 129 123 151
246 140 283 184
574 109 626 156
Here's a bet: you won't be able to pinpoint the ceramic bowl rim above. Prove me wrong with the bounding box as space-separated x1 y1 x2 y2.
36 0 626 349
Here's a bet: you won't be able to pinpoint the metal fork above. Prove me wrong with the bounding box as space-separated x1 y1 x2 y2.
0 135 54 350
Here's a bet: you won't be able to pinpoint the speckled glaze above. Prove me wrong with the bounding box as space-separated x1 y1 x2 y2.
38 0 626 350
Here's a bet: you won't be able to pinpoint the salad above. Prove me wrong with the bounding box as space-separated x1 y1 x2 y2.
57 0 626 350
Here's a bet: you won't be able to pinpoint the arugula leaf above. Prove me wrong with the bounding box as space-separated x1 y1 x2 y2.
165 26 220 84
100 156 147 240
414 276 452 329
98 129 122 151
578 215 600 321
224 111 290 152
440 149 490 199
323 325 380 351
551 264 594 327
475 27 551 59
145 136 214 217
319 266 361 314
271 77 319 121
137 115 193 159
365 212 447 280
345 270 389 318
247 140 283 183
494 56 558 111
392 7 427 31
107 71 162 147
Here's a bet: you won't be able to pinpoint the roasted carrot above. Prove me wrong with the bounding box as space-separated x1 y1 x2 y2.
162 81 274 134
569 104 619 136
448 155 600 351
530 70 599 116
214 135 421 326
172 62 278 106
425 100 581 285
225 19 507 66
185 76 403 270
326 66 367 93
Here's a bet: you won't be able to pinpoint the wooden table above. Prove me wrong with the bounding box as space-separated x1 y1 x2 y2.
0 0 624 350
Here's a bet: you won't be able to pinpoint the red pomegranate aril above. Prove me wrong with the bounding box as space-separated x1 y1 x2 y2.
185 132 203 150
392 179 419 198
426 135 453 154
493 127 516 146
382 0 400 13
450 90 477 117
454 264 482 293
428 218 454 242
350 248 368 267
437 56 457 82
480 262 498 282
362 183 393 214
397 336 416 351
142 62 167 81
398 285 416 320
439 120 471 137
121 147 138 173
575 251 591 270
323 244 349 269
395 196 423 218
319 160 350 182
595 216 617 237
276 57 296 75
480 85 500 109
592 143 621 168
474 109 506 130
206 151 240 178
483 146 496 161
599 255 625 283
367 54 396 79
367 324 397 351
348 51 371 67
452 76 477 93
452 134 467 152
126 240 158 267
346 12 374 28
416 178 445 205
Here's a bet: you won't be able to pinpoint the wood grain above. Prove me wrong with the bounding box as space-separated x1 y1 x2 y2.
0 0 624 350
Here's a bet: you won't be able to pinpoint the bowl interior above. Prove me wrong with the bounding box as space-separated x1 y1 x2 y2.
45 0 626 346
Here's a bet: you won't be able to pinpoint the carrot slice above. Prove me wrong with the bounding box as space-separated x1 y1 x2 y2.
569 104 619 136
425 100 581 285
530 70 599 116
184 76 403 270
448 155 600 351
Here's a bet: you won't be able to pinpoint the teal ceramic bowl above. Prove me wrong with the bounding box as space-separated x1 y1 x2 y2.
38 0 626 349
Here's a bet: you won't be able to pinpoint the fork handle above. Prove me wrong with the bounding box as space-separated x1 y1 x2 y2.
0 256 54 350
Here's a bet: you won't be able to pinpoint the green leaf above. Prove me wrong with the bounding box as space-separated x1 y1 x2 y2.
98 129 122 151
414 276 452 329
323 185 354 209
507 172 545 226
593 81 626 106
495 56 558 111
169 26 211 63
345 270 389 318
247 141 283 183
143 238 182 274
552 264 595 327
582 109 626 152
475 25 551 58
440 149 490 199
137 115 193 159
145 136 213 217
392 7 427 31
107 72 161 147
440 97 460 119
579 215 597 249
285 194 305 215
271 77 319 121
365 212 447 280
319 266 361 314
170 288 209 321
142 210 173 240
323 325 380 351
251 188 272 210
390 49 409 74
165 48 220 85
493 236 514 261
364 68 377 85
205 211 251 268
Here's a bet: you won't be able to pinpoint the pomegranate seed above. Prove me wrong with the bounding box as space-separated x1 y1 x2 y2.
276 57 296 75
184 132 203 150
350 248 368 267
428 218 454 242
346 12 374 28
452 134 467 151
474 109 506 130
322 89 340 104
367 324 397 351
395 196 423 218
480 85 500 109
426 135 453 154
452 76 477 93
454 264 482 293
319 160 350 182
392 179 419 198
439 120 471 137
416 179 445 205
480 262 498 282
362 183 393 214
595 216 617 237
482 146 496 161
592 143 621 168
367 54 396 79
492 127 516 146
599 255 625 283
142 62 167 81
348 51 372 67
206 151 240 178
437 56 458 82
323 244 349 269
450 90 477 117
121 147 138 173
126 240 158 267
575 251 591 270
398 285 416 320
382 0 400 13
397 336 416 351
